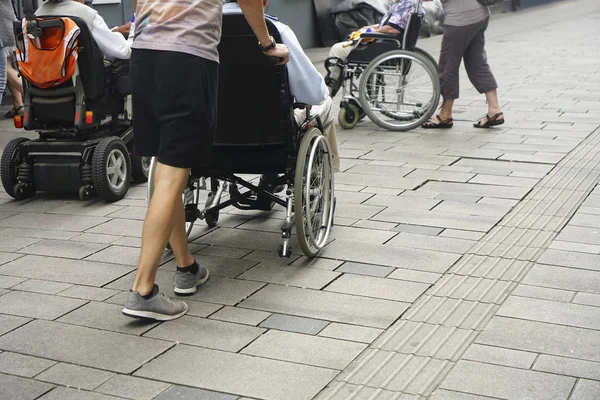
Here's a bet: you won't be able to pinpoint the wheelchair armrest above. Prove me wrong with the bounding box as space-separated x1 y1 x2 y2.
360 33 402 41
293 103 309 109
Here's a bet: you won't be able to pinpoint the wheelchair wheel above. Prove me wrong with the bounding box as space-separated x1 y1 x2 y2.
359 50 440 131
147 157 198 245
414 47 439 73
294 128 335 257
1 137 32 199
338 102 360 130
92 137 132 202
131 155 151 183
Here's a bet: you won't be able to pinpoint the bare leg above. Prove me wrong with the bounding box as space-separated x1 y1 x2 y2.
437 98 454 121
479 89 503 124
167 191 195 268
6 60 23 110
132 162 191 296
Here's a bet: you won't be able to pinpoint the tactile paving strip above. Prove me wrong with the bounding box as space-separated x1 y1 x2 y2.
317 128 600 399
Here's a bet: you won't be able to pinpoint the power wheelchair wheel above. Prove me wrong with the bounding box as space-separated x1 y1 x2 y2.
131 155 151 183
92 137 132 202
1 137 34 199
147 157 198 250
294 128 335 257
338 102 360 130
359 50 440 131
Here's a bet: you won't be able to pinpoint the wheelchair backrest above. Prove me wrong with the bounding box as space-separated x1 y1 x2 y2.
14 15 105 100
215 14 294 147
403 12 422 51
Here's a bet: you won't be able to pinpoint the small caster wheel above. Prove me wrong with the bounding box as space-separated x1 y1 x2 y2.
348 99 366 121
338 102 360 130
79 185 95 201
205 193 219 228
13 183 36 200
278 244 292 258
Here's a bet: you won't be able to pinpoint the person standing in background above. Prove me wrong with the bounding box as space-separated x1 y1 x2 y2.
423 0 504 129
0 2 16 107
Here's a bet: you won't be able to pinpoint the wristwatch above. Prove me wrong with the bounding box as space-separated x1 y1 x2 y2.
259 36 276 52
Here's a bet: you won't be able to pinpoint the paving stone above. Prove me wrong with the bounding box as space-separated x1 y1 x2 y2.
145 315 265 352
87 218 144 237
440 360 575 400
433 200 511 217
335 262 393 277
352 220 397 231
387 268 441 284
533 355 600 381
439 229 485 241
71 233 122 244
334 203 387 220
0 251 22 266
58 301 159 335
259 314 329 335
523 264 600 294
238 263 340 289
497 295 600 330
242 330 367 370
570 379 600 400
392 224 444 236
0 320 173 373
325 274 429 303
556 225 600 246
335 172 424 191
512 283 575 302
244 284 407 329
47 202 125 217
0 212 108 232
573 292 600 307
11 279 73 294
0 274 27 288
186 255 258 278
106 206 147 220
364 194 440 210
0 290 87 320
320 239 461 273
387 233 476 254
469 174 540 188
96 375 171 400
418 181 530 200
318 323 383 344
135 344 338 400
242 249 301 264
209 306 270 326
538 249 600 272
0 373 54 400
0 236 40 252
360 151 459 166
0 352 55 377
429 389 498 400
329 225 398 244
58 285 120 302
154 385 235 400
430 275 515 304
375 208 500 232
38 387 121 400
548 240 600 254
404 295 498 330
36 363 115 390
0 255 133 286
317 382 416 400
406 169 475 183
196 245 252 259
0 314 31 336
0 228 78 244
476 316 600 363
85 245 143 266
462 344 537 369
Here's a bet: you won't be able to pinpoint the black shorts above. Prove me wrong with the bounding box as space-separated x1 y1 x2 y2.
131 49 218 168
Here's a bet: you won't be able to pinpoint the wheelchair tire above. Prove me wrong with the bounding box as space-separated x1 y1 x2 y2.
131 155 150 183
338 103 360 130
92 137 132 202
359 50 440 131
414 47 440 73
1 137 30 199
294 128 335 258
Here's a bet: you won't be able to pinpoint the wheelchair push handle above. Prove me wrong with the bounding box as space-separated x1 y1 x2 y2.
266 55 285 65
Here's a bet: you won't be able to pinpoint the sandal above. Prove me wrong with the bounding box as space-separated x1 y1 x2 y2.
422 114 453 129
474 112 504 128
4 105 24 119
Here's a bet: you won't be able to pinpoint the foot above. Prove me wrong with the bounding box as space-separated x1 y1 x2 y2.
173 261 209 295
474 111 504 128
422 114 453 129
122 285 188 321
259 174 286 193
5 105 24 119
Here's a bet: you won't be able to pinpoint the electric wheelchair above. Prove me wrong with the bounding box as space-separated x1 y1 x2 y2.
325 1 440 131
1 13 147 203
147 14 335 258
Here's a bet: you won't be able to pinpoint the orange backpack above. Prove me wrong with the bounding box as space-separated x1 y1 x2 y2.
16 17 81 89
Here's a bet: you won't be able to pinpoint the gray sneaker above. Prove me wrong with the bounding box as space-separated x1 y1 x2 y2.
122 286 188 321
173 264 210 295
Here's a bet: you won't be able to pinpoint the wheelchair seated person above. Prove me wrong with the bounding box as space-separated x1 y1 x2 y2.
326 0 423 95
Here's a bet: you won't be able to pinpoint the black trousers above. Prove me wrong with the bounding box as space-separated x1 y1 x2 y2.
439 18 498 100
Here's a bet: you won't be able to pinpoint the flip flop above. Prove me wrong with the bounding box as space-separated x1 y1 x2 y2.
474 112 504 128
423 114 453 129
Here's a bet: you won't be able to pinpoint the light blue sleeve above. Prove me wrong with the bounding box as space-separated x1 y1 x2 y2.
275 22 328 106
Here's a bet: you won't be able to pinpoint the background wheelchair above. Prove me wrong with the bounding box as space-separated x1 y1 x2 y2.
325 1 440 131
147 14 336 259
1 13 147 202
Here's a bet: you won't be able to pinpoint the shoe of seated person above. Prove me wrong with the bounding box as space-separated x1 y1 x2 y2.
173 261 210 295
122 285 188 321
259 174 286 193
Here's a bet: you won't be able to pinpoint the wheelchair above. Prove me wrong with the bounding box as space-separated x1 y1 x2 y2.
1 14 147 203
147 14 335 258
325 3 441 132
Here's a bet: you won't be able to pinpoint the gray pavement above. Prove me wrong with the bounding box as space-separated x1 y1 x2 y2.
1 0 600 398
